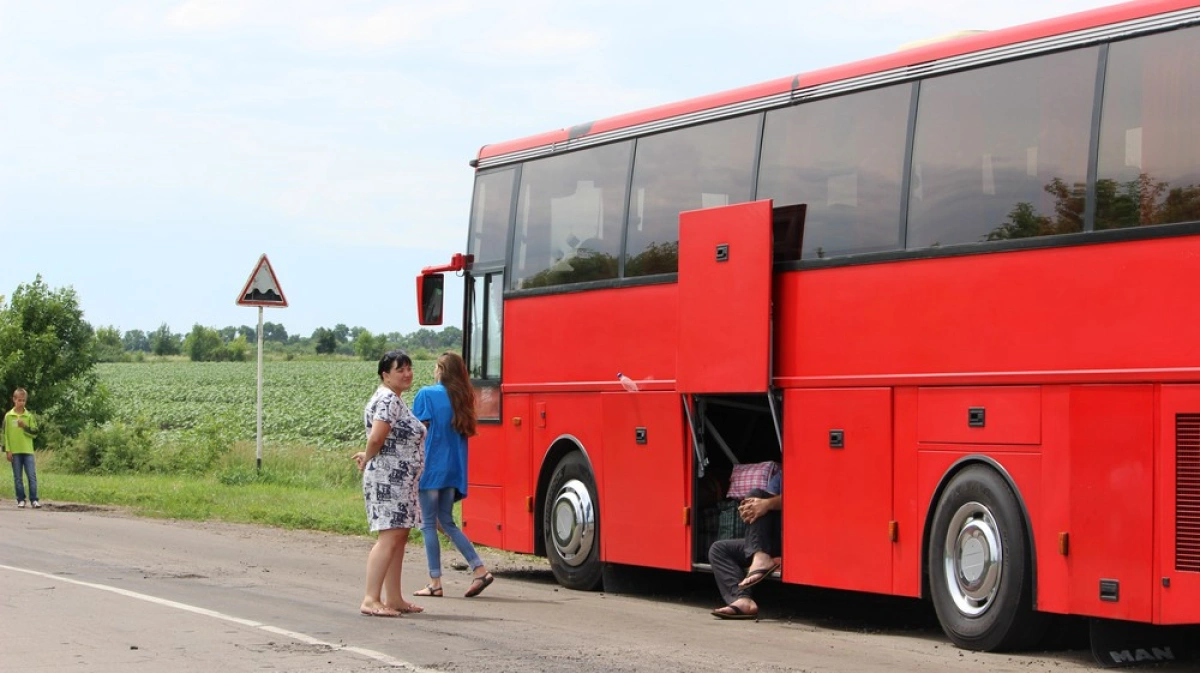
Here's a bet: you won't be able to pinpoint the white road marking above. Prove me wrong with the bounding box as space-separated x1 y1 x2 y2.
0 563 439 672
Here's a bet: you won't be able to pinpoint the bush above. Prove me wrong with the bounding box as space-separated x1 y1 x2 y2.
60 419 156 473
162 413 238 474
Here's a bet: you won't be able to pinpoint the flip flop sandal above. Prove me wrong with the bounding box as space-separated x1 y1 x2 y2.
414 584 443 597
739 561 781 589
711 604 758 620
464 573 494 598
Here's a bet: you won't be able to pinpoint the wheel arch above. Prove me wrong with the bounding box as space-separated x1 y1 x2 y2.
533 434 593 558
920 455 1039 606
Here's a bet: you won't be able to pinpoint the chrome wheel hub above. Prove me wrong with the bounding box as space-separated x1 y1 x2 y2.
550 478 595 567
942 501 1003 617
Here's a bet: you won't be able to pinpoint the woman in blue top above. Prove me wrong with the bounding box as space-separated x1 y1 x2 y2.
412 352 494 598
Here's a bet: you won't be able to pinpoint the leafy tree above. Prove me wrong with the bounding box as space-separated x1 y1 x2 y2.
226 334 250 361
122 329 150 352
262 321 288 343
184 324 224 361
150 323 181 356
312 327 338 354
93 325 126 362
624 241 678 276
354 329 388 360
0 276 112 441
333 323 350 342
218 326 238 343
237 325 256 341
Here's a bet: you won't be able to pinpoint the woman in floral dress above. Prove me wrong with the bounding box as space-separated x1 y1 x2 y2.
353 350 426 617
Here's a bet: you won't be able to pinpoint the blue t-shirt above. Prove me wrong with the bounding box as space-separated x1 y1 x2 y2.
412 383 469 499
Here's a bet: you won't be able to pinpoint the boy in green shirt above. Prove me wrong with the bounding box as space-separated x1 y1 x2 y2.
4 388 39 508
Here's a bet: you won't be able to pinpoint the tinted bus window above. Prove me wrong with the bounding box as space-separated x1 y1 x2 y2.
758 85 910 259
625 115 760 276
1096 27 1200 229
469 169 516 265
907 48 1097 248
511 142 631 290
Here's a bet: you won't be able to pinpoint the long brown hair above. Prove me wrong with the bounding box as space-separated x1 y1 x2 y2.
437 352 476 437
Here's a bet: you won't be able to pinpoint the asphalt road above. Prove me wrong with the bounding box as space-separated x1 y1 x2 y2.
2 503 1196 673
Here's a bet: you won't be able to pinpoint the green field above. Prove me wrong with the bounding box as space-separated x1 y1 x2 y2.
0 359 444 533
97 360 437 449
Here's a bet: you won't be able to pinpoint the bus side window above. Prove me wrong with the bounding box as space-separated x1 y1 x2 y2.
1095 25 1200 229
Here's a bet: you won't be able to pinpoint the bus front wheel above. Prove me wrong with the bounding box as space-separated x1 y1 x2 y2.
928 465 1044 651
543 452 603 591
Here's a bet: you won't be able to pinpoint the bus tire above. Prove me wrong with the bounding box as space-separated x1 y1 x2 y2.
928 464 1044 651
544 452 603 591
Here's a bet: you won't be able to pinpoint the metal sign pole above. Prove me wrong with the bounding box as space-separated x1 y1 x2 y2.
237 254 287 474
256 305 264 472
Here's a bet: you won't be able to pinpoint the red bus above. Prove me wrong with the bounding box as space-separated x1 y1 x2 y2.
417 0 1200 656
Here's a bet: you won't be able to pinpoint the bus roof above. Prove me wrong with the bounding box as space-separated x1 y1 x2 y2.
475 0 1197 166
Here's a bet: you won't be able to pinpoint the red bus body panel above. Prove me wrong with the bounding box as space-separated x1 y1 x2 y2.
678 201 773 393
600 392 690 570
785 388 894 593
467 231 1200 624
1159 386 1200 623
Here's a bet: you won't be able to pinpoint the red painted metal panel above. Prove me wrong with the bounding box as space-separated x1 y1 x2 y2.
461 485 504 550
775 235 1200 386
600 392 690 570
1157 386 1200 624
917 386 1041 445
784 388 893 593
1067 386 1153 621
677 201 773 393
1035 386 1073 614
504 284 678 393
503 395 533 553
468 423 506 486
892 387 922 597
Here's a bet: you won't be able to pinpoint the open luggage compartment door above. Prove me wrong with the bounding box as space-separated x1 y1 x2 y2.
677 200 774 394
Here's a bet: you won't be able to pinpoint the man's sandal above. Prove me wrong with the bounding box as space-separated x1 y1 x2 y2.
738 561 781 589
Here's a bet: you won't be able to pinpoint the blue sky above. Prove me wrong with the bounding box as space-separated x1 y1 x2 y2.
0 0 1118 338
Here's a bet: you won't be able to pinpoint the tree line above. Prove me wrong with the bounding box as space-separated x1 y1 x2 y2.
0 275 462 448
93 322 462 362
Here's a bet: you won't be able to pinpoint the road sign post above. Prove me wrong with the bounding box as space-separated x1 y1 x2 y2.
236 254 288 471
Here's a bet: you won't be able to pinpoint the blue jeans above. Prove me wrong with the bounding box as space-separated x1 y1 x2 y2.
418 487 482 578
10 453 37 503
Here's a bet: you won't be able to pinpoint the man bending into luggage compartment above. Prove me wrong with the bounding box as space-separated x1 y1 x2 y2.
709 469 782 620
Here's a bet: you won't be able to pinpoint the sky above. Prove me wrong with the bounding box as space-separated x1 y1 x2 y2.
0 0 1123 338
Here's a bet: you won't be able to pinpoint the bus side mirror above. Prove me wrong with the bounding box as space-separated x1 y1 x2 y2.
417 273 445 326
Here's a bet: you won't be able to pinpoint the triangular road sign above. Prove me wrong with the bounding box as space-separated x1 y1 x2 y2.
237 254 288 307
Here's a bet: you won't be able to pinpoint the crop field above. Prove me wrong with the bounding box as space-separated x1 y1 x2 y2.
96 360 437 449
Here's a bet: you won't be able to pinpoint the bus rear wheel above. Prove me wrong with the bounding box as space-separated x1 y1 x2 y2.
928 465 1044 651
544 452 603 591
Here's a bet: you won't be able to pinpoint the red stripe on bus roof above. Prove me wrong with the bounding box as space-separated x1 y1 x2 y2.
476 0 1195 163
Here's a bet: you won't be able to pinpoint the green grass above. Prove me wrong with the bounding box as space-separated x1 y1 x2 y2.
0 360 458 542
5 442 459 544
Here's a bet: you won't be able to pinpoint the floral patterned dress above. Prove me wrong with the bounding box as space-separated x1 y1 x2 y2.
362 385 426 532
